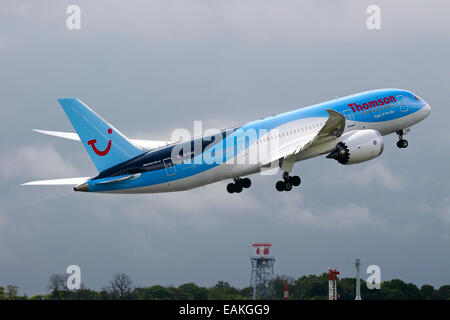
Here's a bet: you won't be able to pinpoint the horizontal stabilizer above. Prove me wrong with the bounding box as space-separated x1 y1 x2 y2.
130 139 173 150
22 177 90 186
33 129 80 141
33 129 173 150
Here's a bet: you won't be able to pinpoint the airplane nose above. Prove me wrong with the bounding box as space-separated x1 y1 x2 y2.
423 104 431 117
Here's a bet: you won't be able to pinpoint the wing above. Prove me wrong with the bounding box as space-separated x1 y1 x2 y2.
33 129 173 150
21 177 90 186
260 109 345 167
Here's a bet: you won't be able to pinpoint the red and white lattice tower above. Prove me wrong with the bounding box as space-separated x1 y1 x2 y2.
328 267 340 300
283 280 289 300
250 243 275 300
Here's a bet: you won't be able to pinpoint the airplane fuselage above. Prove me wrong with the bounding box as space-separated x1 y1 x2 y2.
80 88 430 194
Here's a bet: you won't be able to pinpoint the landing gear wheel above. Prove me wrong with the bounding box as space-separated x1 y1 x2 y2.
401 139 408 148
276 171 301 192
290 176 301 186
284 182 292 191
276 181 285 192
397 139 408 148
227 177 251 193
396 129 409 149
241 178 251 188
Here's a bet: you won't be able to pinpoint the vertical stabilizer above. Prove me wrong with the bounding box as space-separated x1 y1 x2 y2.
57 98 144 172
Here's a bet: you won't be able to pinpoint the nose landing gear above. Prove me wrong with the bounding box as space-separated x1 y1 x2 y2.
396 129 409 149
397 139 408 148
227 177 251 193
276 172 301 192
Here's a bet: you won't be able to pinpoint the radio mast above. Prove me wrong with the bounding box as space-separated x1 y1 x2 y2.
355 257 362 300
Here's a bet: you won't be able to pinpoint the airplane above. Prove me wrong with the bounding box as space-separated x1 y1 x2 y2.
22 88 431 194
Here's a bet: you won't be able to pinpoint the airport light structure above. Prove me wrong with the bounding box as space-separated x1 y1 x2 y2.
284 280 289 300
250 243 275 300
328 267 340 300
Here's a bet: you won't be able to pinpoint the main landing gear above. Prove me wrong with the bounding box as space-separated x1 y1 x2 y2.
396 129 409 149
275 172 301 192
227 177 251 193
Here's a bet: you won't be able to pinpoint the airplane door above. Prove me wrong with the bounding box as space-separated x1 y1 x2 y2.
163 158 176 176
343 109 355 128
397 95 408 113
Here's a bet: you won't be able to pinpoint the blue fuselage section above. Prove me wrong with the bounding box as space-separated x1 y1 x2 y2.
86 88 430 193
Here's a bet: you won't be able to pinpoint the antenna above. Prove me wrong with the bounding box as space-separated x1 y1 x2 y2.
355 257 362 300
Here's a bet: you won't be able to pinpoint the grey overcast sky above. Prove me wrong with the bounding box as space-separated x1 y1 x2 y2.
0 0 449 296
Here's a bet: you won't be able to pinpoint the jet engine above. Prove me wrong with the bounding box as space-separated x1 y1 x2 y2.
326 129 384 165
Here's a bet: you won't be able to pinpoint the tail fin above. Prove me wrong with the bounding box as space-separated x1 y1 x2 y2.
57 98 144 173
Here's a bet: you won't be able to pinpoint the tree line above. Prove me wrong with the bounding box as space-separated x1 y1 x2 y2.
1 272 449 300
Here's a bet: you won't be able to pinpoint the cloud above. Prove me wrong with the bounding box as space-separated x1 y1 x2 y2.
274 192 385 230
132 115 244 142
0 210 7 228
0 144 82 181
120 182 262 232
0 0 448 294
3 0 449 52
114 179 384 233
442 208 450 224
439 200 450 224
78 0 450 44
342 160 405 191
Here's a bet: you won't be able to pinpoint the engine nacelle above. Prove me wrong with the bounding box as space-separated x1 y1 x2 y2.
326 129 384 165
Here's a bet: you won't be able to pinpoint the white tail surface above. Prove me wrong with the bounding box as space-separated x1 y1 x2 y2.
33 129 173 150
22 177 90 186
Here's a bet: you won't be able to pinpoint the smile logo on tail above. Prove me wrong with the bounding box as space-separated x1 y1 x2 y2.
88 128 112 156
